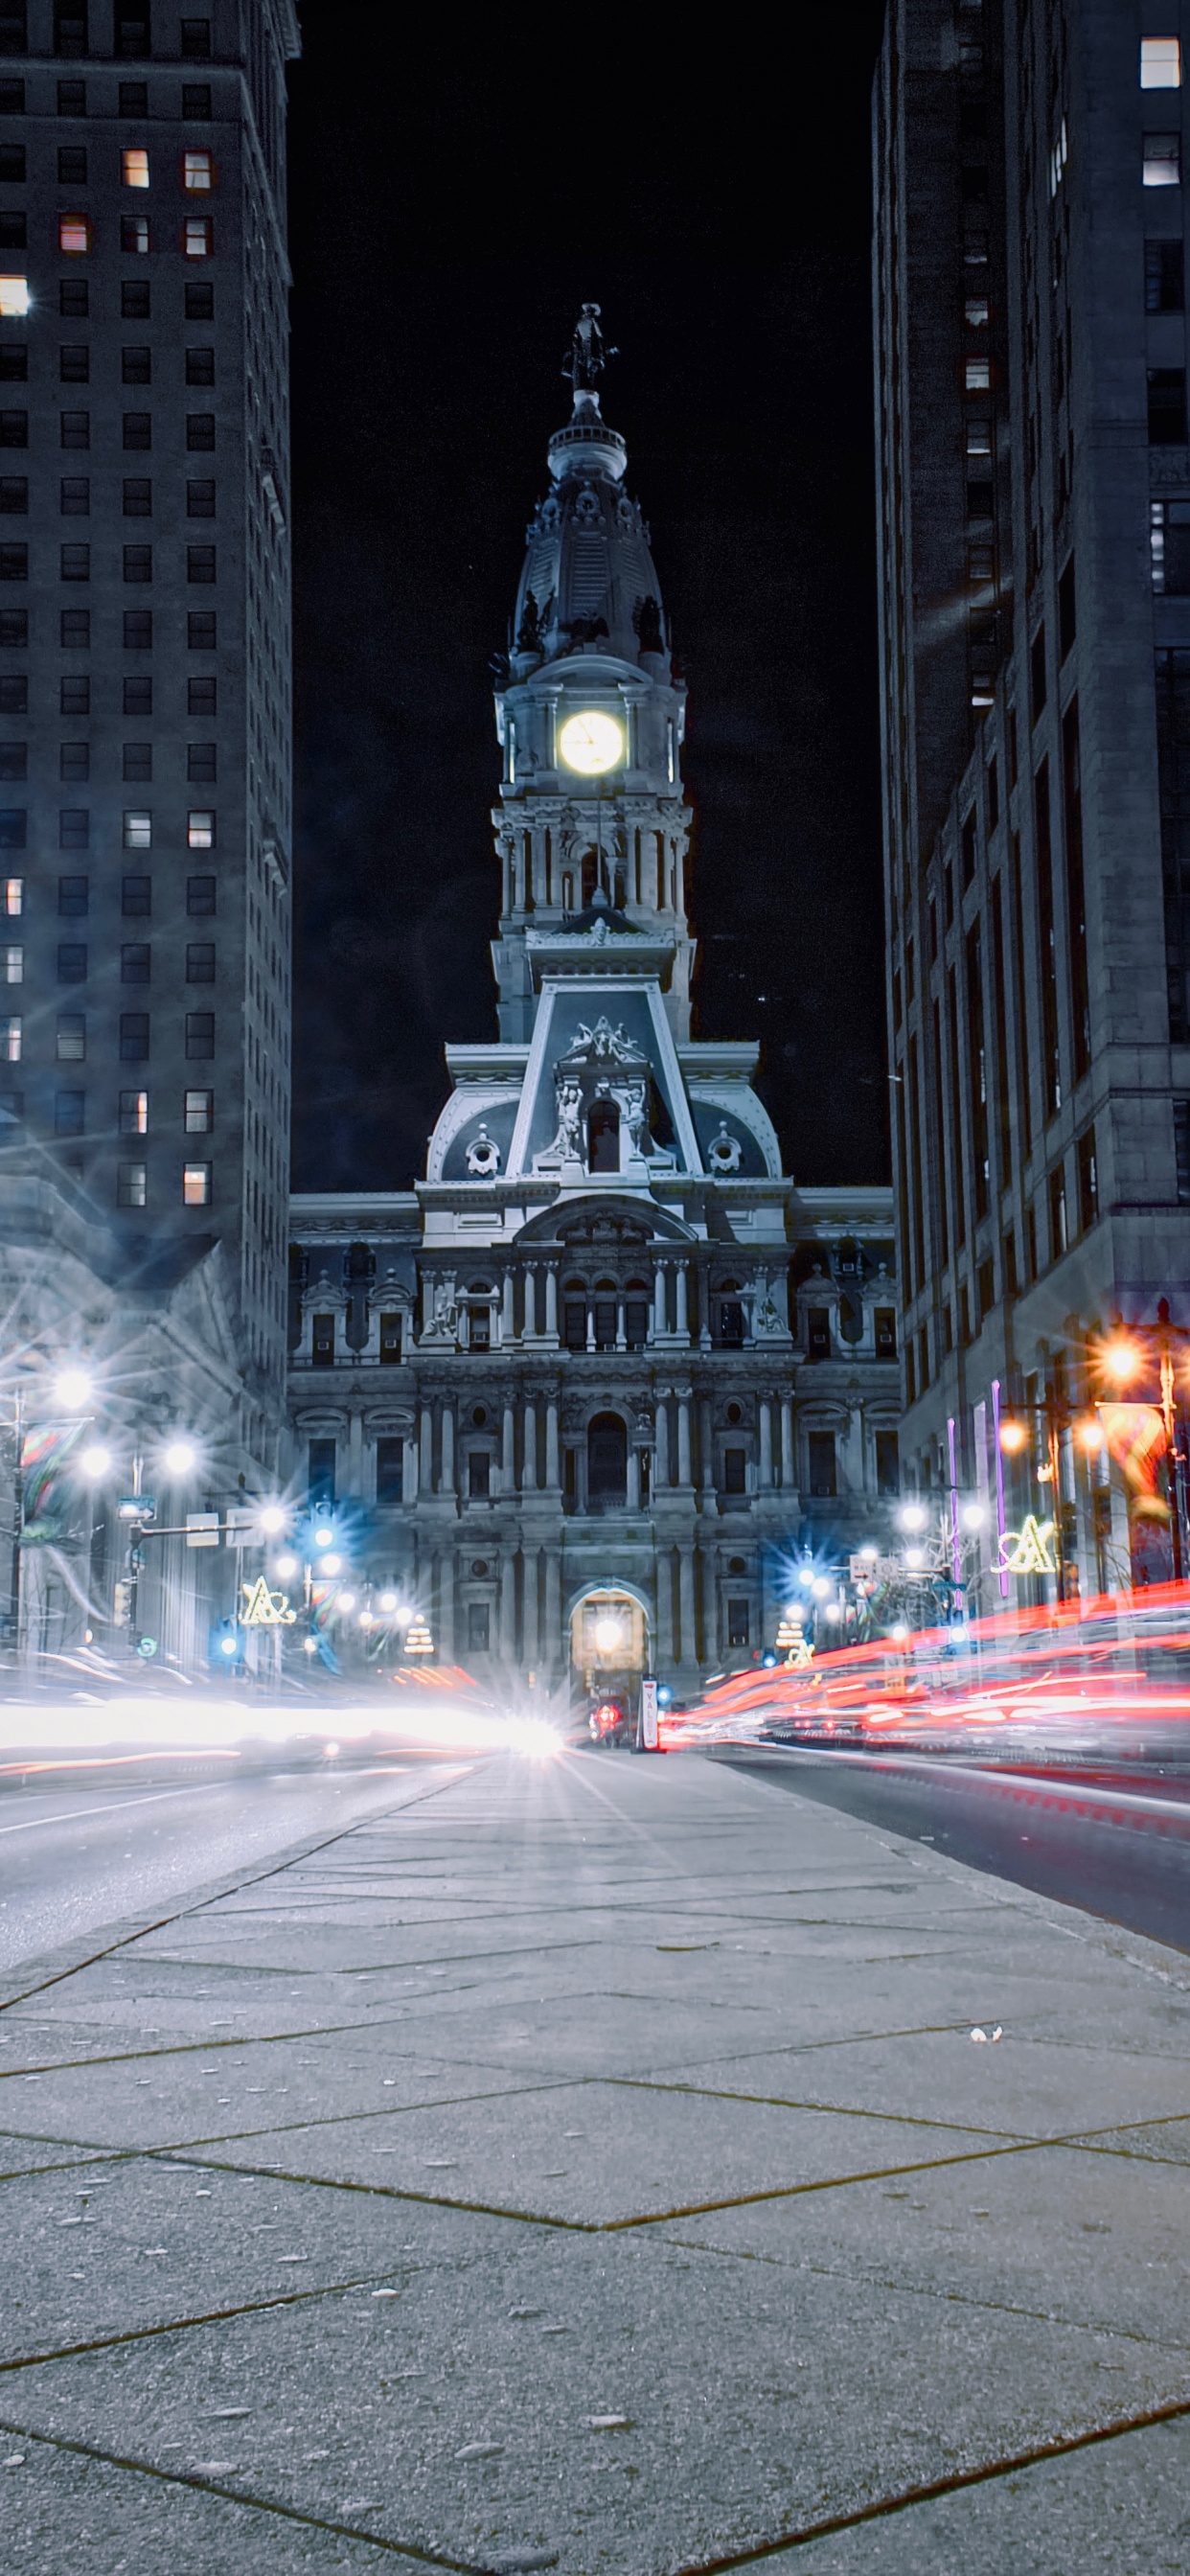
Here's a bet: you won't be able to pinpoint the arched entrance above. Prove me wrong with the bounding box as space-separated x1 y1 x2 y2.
570 1585 649 1719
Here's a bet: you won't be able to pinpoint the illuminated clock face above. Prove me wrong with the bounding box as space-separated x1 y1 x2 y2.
559 708 624 775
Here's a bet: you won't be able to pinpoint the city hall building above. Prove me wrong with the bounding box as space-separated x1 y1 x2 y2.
288 323 900 1702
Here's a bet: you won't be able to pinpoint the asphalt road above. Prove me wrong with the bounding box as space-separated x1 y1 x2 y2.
721 1746 1190 1954
0 1766 424 1980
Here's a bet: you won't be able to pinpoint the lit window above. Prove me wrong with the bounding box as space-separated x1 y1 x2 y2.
182 1160 210 1206
57 216 90 254
57 1013 84 1061
1144 132 1181 186
122 148 149 187
187 809 214 848
119 1088 147 1135
184 1086 213 1132
124 810 151 847
1141 36 1181 88
0 1012 19 1060
183 150 213 191
2 877 20 913
183 218 212 257
0 276 28 316
964 357 991 391
121 215 149 255
0 942 19 980
964 297 989 328
117 1161 147 1208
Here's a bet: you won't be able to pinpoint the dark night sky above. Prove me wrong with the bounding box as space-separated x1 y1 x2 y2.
285 13 890 1197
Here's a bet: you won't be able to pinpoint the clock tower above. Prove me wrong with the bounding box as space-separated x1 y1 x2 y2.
491 306 695 1042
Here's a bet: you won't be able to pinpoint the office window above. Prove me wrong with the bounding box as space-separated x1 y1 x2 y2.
0 410 26 445
121 148 149 189
60 409 89 448
0 1010 20 1058
58 742 87 780
185 281 214 322
185 941 214 981
1142 35 1181 86
119 1010 149 1059
0 210 23 251
0 737 20 777
183 216 213 257
186 872 215 914
59 476 89 515
181 16 211 58
122 347 150 386
1145 131 1182 188
1149 368 1187 441
1146 239 1184 312
123 609 150 647
308 1437 335 1505
183 150 213 191
57 941 86 982
186 477 215 518
58 808 86 848
59 347 90 392
123 543 151 582
123 737 151 776
121 872 149 914
54 1087 84 1136
1049 1164 1068 1258
184 1009 213 1057
121 942 149 983
0 473 24 513
0 17 22 61
0 143 21 177
57 1011 83 1059
182 1161 210 1206
874 1429 900 1495
1175 1100 1190 1203
725 1598 749 1650
185 345 215 386
55 0 87 51
115 7 149 60
121 214 149 254
0 674 22 710
123 411 150 448
1077 1126 1098 1230
59 541 89 581
0 938 18 978
187 741 216 782
58 215 91 254
187 610 215 648
187 544 215 583
468 1450 491 1502
122 812 150 850
0 540 24 577
722 1445 746 1495
117 1161 146 1208
186 413 215 451
378 1311 401 1363
806 1430 837 1497
0 804 22 845
56 76 81 109
0 343 25 380
183 1086 212 1132
187 674 215 714
1151 497 1190 591
310 1311 334 1365
57 874 87 914
182 80 211 115
122 677 149 715
122 477 151 518
120 282 150 323
119 1088 147 1134
187 808 213 847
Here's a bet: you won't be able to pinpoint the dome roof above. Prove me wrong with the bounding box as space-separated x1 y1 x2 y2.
513 369 668 673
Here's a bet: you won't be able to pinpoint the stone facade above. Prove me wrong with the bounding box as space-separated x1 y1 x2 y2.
289 336 900 1703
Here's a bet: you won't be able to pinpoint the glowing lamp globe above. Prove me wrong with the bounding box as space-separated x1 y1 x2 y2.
593 1616 622 1652
54 1366 91 1410
559 709 623 775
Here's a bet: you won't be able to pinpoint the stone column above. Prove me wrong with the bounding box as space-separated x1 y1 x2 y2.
499 1550 516 1656
419 1404 433 1495
523 1268 538 1338
759 1400 773 1489
438 1551 454 1658
440 1405 455 1497
615 1294 627 1351
653 1266 667 1339
522 1400 538 1491
544 1266 559 1340
585 1300 596 1351
700 1553 719 1663
501 1402 515 1494
678 1547 697 1666
654 1395 670 1488
544 1549 562 1673
502 1274 515 1344
545 1399 561 1488
347 1411 364 1499
700 1396 715 1490
677 1397 693 1486
402 1435 418 1505
627 1445 641 1509
523 1548 538 1669
675 1264 689 1341
654 1548 674 1666
781 1397 795 1490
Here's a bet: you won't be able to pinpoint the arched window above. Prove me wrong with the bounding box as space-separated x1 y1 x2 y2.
625 1277 650 1348
563 1276 587 1349
587 1097 620 1172
717 1278 744 1347
587 1411 628 1506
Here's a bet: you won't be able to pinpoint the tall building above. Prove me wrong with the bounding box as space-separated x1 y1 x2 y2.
0 0 297 1660
288 319 900 1703
875 0 1190 1593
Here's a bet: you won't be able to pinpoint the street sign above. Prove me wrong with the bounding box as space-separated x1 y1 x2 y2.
224 1506 257 1546
119 1494 155 1522
185 1511 219 1549
641 1676 658 1750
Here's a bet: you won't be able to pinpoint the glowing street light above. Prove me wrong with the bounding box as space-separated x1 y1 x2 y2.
336 1590 356 1613
79 1442 111 1481
313 1523 335 1550
904 1546 926 1571
1101 1334 1142 1387
378 1590 398 1614
997 1416 1029 1454
163 1438 197 1477
1075 1415 1105 1453
320 1552 342 1577
258 1503 286 1535
53 1366 92 1410
960 1501 987 1530
593 1616 622 1651
273 1552 299 1580
899 1501 928 1532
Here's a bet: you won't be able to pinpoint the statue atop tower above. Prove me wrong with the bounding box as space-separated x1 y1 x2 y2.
562 302 618 392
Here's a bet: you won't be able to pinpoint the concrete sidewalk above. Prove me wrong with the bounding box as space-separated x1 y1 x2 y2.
1 1747 1189 2574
